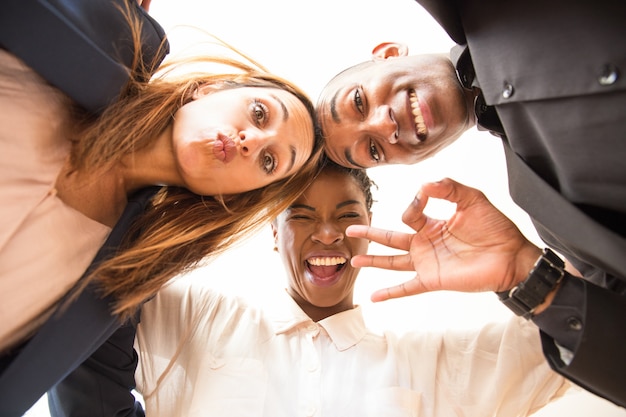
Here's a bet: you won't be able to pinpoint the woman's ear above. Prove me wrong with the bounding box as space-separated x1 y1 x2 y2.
192 84 214 100
191 84 208 100
371 42 409 61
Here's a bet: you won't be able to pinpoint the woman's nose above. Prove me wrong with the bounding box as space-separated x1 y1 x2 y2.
311 222 344 245
238 130 265 155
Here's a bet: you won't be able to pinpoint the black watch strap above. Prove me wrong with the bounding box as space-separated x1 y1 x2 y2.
497 248 565 319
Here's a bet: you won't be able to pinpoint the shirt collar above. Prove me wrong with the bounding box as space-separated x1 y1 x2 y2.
317 307 368 351
451 44 505 137
267 290 312 333
451 44 476 90
268 290 368 351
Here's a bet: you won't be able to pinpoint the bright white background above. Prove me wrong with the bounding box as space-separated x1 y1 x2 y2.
26 0 625 415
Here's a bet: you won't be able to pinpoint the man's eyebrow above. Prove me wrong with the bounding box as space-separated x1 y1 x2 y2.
330 89 341 124
345 149 366 169
271 93 289 121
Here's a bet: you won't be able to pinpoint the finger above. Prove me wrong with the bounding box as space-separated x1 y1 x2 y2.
421 178 485 207
350 253 414 272
400 191 428 231
370 273 429 302
346 225 412 251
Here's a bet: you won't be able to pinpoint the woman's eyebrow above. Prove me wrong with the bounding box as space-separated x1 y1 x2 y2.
270 93 289 121
289 203 315 211
287 145 297 173
337 200 360 209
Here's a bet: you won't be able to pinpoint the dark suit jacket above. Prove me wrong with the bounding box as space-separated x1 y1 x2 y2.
0 187 159 417
0 0 168 114
0 0 167 414
416 0 626 407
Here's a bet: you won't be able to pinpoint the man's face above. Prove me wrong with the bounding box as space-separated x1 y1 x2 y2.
318 54 473 168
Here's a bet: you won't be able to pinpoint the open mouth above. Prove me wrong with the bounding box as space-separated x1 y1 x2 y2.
409 90 428 141
306 256 347 286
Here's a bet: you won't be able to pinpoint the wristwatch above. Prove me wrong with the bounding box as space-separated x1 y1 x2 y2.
497 248 565 319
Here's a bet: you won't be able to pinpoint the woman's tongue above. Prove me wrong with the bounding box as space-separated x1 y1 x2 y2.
309 264 338 278
307 263 342 287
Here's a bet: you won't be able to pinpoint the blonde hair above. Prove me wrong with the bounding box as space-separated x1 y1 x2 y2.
70 7 324 320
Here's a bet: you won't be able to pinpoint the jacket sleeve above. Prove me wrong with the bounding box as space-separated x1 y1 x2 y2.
48 320 145 417
533 276 626 408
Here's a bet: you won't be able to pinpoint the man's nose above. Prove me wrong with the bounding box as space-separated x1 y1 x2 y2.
311 222 344 245
369 106 398 144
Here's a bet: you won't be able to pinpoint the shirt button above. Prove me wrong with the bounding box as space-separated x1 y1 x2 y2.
598 64 619 86
209 358 225 369
502 82 514 99
567 316 583 331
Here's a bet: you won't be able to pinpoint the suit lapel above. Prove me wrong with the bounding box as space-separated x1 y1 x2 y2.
503 142 626 278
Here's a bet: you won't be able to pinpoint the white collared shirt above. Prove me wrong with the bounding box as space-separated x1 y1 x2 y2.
135 279 568 417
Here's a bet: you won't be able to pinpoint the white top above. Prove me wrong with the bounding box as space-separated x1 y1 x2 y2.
136 279 569 417
0 50 110 352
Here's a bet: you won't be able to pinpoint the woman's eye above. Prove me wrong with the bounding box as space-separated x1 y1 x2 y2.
353 89 364 115
340 212 360 220
261 151 277 174
252 100 269 125
368 138 380 163
290 214 312 221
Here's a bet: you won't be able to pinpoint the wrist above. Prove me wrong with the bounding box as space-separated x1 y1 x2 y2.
513 245 543 288
497 248 565 319
531 281 561 315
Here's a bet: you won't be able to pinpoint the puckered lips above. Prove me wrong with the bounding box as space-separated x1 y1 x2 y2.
305 255 347 288
213 132 237 163
408 90 428 141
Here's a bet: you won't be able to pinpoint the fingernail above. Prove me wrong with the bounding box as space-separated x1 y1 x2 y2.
413 192 422 206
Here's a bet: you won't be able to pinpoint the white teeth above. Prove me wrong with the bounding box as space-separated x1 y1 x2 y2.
307 257 347 266
409 91 427 137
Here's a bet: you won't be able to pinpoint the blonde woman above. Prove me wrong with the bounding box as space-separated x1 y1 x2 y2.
0 2 323 412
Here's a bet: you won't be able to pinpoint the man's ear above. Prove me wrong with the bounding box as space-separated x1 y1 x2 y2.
371 42 409 61
271 222 279 251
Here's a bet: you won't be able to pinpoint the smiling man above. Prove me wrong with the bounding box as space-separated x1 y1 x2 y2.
316 0 626 408
318 44 474 168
